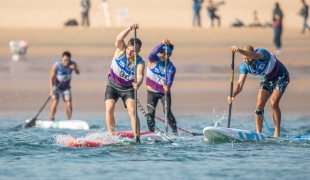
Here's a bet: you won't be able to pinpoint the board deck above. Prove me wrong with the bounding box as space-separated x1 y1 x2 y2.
24 119 89 130
203 126 310 142
67 131 164 147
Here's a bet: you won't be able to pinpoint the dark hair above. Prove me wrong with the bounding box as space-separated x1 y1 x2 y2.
62 51 71 59
167 43 174 51
128 38 142 50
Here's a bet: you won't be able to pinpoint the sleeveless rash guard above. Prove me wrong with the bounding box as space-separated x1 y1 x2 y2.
108 54 144 91
239 48 288 80
53 60 73 90
146 43 176 94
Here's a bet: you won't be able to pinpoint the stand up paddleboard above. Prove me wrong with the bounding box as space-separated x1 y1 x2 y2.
24 119 89 130
67 131 164 147
203 126 310 142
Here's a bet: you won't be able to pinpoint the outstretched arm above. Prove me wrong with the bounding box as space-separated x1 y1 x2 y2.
115 23 139 51
230 46 264 59
148 43 163 62
148 39 171 62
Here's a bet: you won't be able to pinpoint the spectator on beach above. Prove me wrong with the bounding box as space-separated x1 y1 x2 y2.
206 0 223 27
299 0 310 34
228 45 290 137
273 2 284 20
193 0 204 27
81 0 91 27
273 14 283 54
49 51 80 121
105 23 145 141
146 39 178 136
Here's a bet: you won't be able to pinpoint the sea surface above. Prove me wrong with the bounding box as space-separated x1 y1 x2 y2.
1 112 310 180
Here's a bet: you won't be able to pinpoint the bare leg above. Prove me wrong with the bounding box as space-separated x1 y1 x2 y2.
255 89 270 133
126 99 140 137
50 98 59 121
65 97 72 120
105 99 116 133
269 90 283 137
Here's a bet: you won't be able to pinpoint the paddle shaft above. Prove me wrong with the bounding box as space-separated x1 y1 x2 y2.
133 28 140 143
227 52 235 128
24 74 68 128
164 44 168 134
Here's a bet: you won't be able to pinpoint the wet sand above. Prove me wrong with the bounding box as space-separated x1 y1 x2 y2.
0 27 310 119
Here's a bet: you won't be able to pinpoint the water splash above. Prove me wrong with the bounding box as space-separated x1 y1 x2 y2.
211 107 225 127
55 130 121 147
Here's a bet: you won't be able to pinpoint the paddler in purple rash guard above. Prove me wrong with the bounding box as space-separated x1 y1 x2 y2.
105 23 145 138
228 45 290 137
49 51 80 121
146 39 178 135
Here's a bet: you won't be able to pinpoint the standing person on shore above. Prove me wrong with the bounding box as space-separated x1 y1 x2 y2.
273 14 283 54
273 2 284 20
105 23 145 139
50 51 80 121
146 39 178 136
228 45 290 137
81 0 91 27
192 0 204 27
206 0 223 27
299 0 310 34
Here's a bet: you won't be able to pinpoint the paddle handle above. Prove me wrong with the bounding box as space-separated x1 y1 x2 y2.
227 52 235 128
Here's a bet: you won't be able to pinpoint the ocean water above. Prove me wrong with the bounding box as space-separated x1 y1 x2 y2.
1 113 310 180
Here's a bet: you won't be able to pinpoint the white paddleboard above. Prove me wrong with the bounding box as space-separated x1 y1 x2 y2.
25 119 89 130
203 126 310 142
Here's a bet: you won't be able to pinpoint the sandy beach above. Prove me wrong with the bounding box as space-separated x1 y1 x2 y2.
1 26 310 120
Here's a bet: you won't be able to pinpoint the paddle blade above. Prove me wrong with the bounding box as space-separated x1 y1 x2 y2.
135 136 141 143
24 117 36 128
191 133 204 136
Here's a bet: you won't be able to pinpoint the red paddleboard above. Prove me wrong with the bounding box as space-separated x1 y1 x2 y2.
67 138 107 147
67 131 159 147
114 131 157 138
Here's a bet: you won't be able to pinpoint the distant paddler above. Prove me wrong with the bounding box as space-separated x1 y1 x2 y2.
49 51 80 121
228 45 290 137
104 23 145 140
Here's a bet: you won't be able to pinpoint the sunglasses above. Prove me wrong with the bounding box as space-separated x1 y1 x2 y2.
159 51 172 55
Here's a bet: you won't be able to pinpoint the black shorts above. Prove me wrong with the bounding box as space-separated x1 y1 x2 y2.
260 72 290 94
105 85 134 108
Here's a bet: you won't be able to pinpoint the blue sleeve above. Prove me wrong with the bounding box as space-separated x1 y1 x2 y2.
255 48 270 61
239 61 248 75
167 65 176 87
148 43 164 63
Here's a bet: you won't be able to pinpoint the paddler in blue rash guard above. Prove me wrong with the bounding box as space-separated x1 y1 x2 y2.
146 39 178 135
105 22 145 138
228 45 290 137
49 51 80 121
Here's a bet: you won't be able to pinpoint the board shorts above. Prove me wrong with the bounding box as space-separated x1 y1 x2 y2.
52 86 71 101
105 85 134 108
260 72 290 94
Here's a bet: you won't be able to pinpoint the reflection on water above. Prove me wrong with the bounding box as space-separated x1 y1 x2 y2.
10 59 27 74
